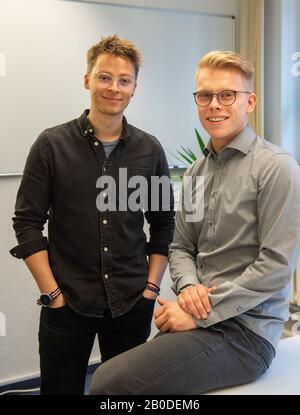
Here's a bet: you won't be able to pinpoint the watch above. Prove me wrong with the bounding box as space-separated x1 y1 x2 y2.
179 284 195 294
37 287 62 307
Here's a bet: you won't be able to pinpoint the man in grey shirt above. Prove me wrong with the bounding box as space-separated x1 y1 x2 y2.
90 51 300 394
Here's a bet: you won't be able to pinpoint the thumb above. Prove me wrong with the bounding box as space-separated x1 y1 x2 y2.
157 297 168 306
208 286 218 293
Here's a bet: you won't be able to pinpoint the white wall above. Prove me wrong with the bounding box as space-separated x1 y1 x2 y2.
0 0 239 387
0 179 41 384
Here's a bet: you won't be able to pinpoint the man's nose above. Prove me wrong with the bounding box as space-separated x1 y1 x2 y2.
108 78 119 90
209 94 221 108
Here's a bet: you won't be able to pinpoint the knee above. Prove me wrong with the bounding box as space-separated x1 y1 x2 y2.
89 363 127 395
89 379 103 395
89 367 110 395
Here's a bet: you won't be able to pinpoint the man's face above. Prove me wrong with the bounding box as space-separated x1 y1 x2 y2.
196 67 256 144
84 53 137 117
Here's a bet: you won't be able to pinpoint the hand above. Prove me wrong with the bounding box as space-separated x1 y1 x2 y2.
50 294 66 308
177 284 217 319
154 298 197 332
143 289 158 300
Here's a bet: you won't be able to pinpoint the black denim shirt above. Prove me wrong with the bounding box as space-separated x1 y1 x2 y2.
10 110 175 318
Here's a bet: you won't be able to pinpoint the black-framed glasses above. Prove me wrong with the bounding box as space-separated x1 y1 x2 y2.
193 90 251 107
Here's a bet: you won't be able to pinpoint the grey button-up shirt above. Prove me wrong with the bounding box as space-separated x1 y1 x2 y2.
169 125 300 349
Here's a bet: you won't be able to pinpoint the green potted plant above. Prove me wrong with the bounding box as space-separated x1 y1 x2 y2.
169 128 206 185
177 128 206 165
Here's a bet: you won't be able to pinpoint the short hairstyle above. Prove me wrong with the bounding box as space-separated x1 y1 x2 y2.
196 50 255 91
86 35 142 78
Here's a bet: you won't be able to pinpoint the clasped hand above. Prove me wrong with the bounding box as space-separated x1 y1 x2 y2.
177 284 217 320
154 284 217 333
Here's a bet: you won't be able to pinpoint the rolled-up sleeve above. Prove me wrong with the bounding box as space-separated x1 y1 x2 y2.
145 142 175 257
10 131 52 259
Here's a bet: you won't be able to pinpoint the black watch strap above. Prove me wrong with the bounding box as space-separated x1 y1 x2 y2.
178 284 195 294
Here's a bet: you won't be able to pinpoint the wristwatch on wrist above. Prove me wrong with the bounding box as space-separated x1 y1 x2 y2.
37 287 62 307
179 284 195 294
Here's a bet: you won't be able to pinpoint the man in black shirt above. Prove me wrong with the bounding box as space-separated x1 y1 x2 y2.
10 35 175 395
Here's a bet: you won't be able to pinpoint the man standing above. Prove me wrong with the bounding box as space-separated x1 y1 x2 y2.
90 51 300 394
10 35 174 395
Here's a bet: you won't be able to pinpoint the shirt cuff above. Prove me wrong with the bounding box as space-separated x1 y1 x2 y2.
175 275 200 295
192 306 220 329
10 236 48 259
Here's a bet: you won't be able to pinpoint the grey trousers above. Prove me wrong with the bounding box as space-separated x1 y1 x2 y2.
89 319 275 395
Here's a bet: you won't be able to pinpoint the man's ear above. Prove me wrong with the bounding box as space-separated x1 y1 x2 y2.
131 81 137 97
84 73 90 90
247 93 257 114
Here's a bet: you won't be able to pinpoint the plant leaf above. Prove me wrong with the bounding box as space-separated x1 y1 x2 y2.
177 150 193 164
173 128 206 165
195 128 206 153
167 150 189 165
186 149 198 160
180 146 197 161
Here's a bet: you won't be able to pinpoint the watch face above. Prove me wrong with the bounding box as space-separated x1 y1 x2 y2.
40 294 52 306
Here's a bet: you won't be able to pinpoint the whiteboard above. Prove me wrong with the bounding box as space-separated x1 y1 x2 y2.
0 0 234 174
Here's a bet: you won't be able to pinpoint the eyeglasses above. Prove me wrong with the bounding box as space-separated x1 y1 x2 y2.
95 72 135 88
193 90 251 107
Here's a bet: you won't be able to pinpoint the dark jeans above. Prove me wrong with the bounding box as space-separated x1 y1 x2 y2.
90 318 275 395
38 297 155 395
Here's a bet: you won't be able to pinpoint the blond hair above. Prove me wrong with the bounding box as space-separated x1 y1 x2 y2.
196 50 254 91
87 35 142 78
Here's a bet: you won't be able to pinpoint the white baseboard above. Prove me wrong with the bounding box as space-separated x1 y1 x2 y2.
0 356 101 388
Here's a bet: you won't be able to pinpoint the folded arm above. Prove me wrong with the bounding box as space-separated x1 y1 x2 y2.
169 154 300 327
195 154 300 327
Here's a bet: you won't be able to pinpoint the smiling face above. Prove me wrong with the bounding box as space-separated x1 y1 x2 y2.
84 53 137 118
196 67 256 151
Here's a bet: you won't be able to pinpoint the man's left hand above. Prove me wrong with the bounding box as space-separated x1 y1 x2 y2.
154 298 197 332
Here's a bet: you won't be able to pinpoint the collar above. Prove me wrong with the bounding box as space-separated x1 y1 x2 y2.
203 124 257 158
78 109 130 140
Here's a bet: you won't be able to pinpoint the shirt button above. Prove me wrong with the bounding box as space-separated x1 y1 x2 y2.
103 167 106 172
89 128 93 133
104 247 108 252
94 141 99 146
103 193 107 198
209 221 213 226
103 220 108 224
104 274 109 279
